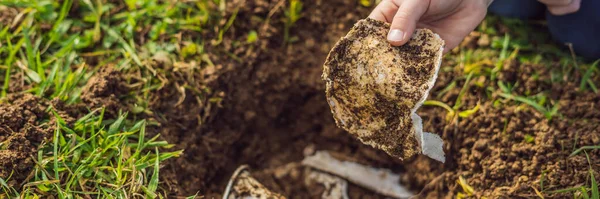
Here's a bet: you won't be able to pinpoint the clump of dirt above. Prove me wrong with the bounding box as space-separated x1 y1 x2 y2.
0 94 53 187
80 67 128 117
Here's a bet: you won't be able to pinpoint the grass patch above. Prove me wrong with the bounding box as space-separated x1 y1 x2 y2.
546 149 599 198
580 60 599 93
0 1 231 197
424 71 481 123
0 109 182 198
497 92 560 120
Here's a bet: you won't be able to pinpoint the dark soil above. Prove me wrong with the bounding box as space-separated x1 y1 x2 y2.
0 94 54 187
2 0 599 198
158 1 600 198
147 0 600 198
0 68 124 189
151 0 398 197
80 67 128 117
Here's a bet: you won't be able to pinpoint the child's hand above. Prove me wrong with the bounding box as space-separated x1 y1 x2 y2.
369 0 491 52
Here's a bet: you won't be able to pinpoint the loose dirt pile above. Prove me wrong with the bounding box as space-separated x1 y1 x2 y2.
0 95 53 187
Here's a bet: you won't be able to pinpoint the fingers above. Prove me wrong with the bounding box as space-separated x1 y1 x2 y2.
538 0 573 6
419 0 488 53
545 0 581 15
388 0 430 46
368 0 399 23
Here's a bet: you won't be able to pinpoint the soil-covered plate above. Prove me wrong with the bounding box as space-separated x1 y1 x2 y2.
322 18 446 162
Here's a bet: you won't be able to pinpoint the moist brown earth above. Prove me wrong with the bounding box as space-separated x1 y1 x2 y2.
0 94 57 187
80 67 128 117
152 1 397 197
2 0 599 198
0 68 125 188
155 1 597 198
133 0 600 198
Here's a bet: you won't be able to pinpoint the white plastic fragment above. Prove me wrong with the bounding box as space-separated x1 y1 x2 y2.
421 132 446 162
305 169 349 199
301 151 414 199
410 33 446 163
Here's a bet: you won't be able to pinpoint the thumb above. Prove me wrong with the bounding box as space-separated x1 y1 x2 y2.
387 0 430 46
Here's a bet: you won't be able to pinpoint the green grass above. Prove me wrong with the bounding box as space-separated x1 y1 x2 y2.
0 0 236 198
1 1 598 198
580 60 599 93
437 15 600 198
424 72 481 122
547 152 599 199
435 15 600 122
570 145 600 157
283 0 303 44
0 109 182 198
0 0 235 103
498 92 560 120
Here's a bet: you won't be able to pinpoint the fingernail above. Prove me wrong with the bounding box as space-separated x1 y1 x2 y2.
387 29 405 42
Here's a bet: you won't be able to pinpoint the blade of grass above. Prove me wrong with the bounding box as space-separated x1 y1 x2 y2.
548 186 583 194
423 100 454 113
108 113 127 135
491 33 510 81
591 170 598 199
581 187 591 199
214 8 239 45
580 60 599 92
23 27 37 78
457 176 475 196
454 72 474 110
497 92 557 120
458 102 481 118
570 145 600 157
148 148 160 194
2 37 26 97
53 124 60 181
532 186 544 199
587 79 598 93
585 152 599 199
102 25 142 66
436 81 456 98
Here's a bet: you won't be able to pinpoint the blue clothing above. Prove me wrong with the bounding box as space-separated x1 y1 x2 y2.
489 0 600 60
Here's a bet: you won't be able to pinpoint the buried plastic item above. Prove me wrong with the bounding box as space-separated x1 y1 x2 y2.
322 18 445 162
302 151 414 198
304 169 350 199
